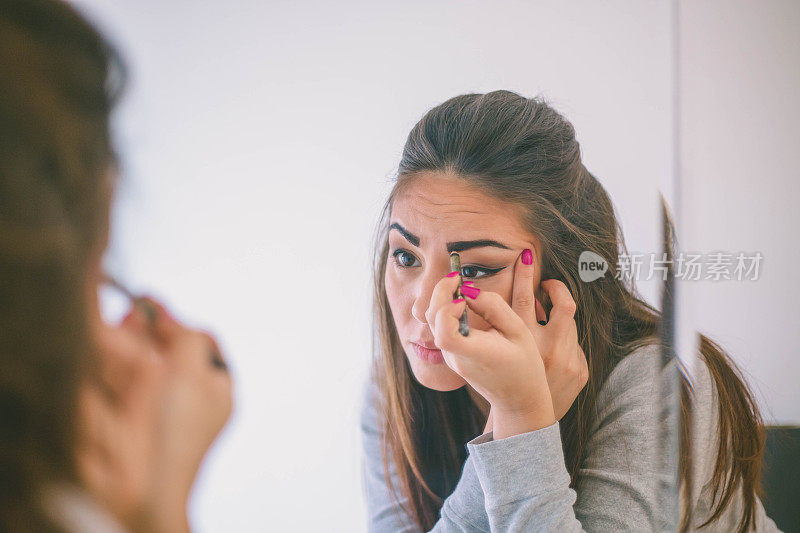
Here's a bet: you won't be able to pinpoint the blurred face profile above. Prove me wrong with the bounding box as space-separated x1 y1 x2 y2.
383 172 541 391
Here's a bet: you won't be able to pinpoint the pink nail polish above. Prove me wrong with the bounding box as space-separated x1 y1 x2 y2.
522 248 533 265
452 298 465 303
446 271 459 278
460 285 480 299
462 280 475 286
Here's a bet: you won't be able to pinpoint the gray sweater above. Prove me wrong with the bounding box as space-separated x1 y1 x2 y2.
360 342 780 532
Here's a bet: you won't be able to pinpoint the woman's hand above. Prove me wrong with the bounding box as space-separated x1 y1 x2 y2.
509 250 589 421
427 250 587 439
78 298 233 533
77 306 166 528
134 299 233 533
427 269 554 440
483 408 494 435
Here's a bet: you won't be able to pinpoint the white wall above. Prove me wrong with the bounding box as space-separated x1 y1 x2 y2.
73 1 673 531
679 0 800 425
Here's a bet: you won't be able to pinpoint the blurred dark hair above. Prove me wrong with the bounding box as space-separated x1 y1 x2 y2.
0 0 125 529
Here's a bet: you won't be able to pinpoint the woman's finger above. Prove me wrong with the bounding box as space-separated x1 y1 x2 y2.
120 303 148 332
93 321 157 403
433 297 466 340
425 271 462 333
135 296 179 341
462 288 529 342
539 279 577 334
510 248 538 331
433 301 513 378
198 330 230 373
432 299 495 353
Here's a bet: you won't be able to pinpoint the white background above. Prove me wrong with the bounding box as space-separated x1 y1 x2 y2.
679 0 799 430
71 1 797 531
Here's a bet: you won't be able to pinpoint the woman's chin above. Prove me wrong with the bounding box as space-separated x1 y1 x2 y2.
407 357 467 391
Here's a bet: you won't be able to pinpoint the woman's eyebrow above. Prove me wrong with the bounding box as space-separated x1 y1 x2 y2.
389 222 510 252
447 239 511 253
389 222 419 246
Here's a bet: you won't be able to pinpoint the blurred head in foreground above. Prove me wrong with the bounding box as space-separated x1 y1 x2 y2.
0 1 232 531
0 0 124 528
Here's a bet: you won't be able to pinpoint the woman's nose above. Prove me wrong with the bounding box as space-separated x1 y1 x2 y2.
410 272 440 324
411 297 428 324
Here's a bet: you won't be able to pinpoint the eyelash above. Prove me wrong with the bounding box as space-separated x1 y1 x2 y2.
390 249 506 279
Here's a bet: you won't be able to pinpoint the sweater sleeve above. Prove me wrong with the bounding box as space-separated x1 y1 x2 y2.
465 342 682 532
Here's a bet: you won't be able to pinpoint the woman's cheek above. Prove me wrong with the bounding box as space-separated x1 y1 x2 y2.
487 271 514 304
384 269 405 322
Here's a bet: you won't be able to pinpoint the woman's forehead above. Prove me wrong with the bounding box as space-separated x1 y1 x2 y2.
391 172 534 246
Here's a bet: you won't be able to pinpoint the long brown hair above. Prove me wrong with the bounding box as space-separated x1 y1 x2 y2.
370 91 764 532
0 0 124 530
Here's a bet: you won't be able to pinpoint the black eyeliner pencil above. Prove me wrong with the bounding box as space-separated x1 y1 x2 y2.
449 252 470 336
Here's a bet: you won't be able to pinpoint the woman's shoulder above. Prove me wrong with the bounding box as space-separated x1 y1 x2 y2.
593 338 721 479
598 338 717 413
595 339 670 417
595 338 768 521
597 339 720 446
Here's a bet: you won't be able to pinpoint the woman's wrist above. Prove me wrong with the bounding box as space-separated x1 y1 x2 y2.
132 489 190 533
491 397 556 440
131 460 195 533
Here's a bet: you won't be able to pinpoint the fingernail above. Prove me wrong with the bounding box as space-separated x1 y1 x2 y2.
446 271 459 278
460 285 480 299
463 280 475 286
522 249 533 265
452 298 465 303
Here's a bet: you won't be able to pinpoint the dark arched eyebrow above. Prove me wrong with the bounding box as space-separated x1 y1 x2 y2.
447 239 510 253
389 222 510 252
389 223 419 247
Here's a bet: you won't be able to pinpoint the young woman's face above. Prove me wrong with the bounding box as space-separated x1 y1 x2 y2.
384 171 542 391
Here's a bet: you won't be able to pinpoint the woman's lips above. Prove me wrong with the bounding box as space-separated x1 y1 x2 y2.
411 342 445 365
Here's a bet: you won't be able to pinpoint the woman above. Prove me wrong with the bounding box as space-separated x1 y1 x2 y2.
361 91 778 531
0 0 232 531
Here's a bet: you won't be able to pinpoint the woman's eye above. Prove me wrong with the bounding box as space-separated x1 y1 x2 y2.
392 249 421 268
461 265 506 279
389 251 504 278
